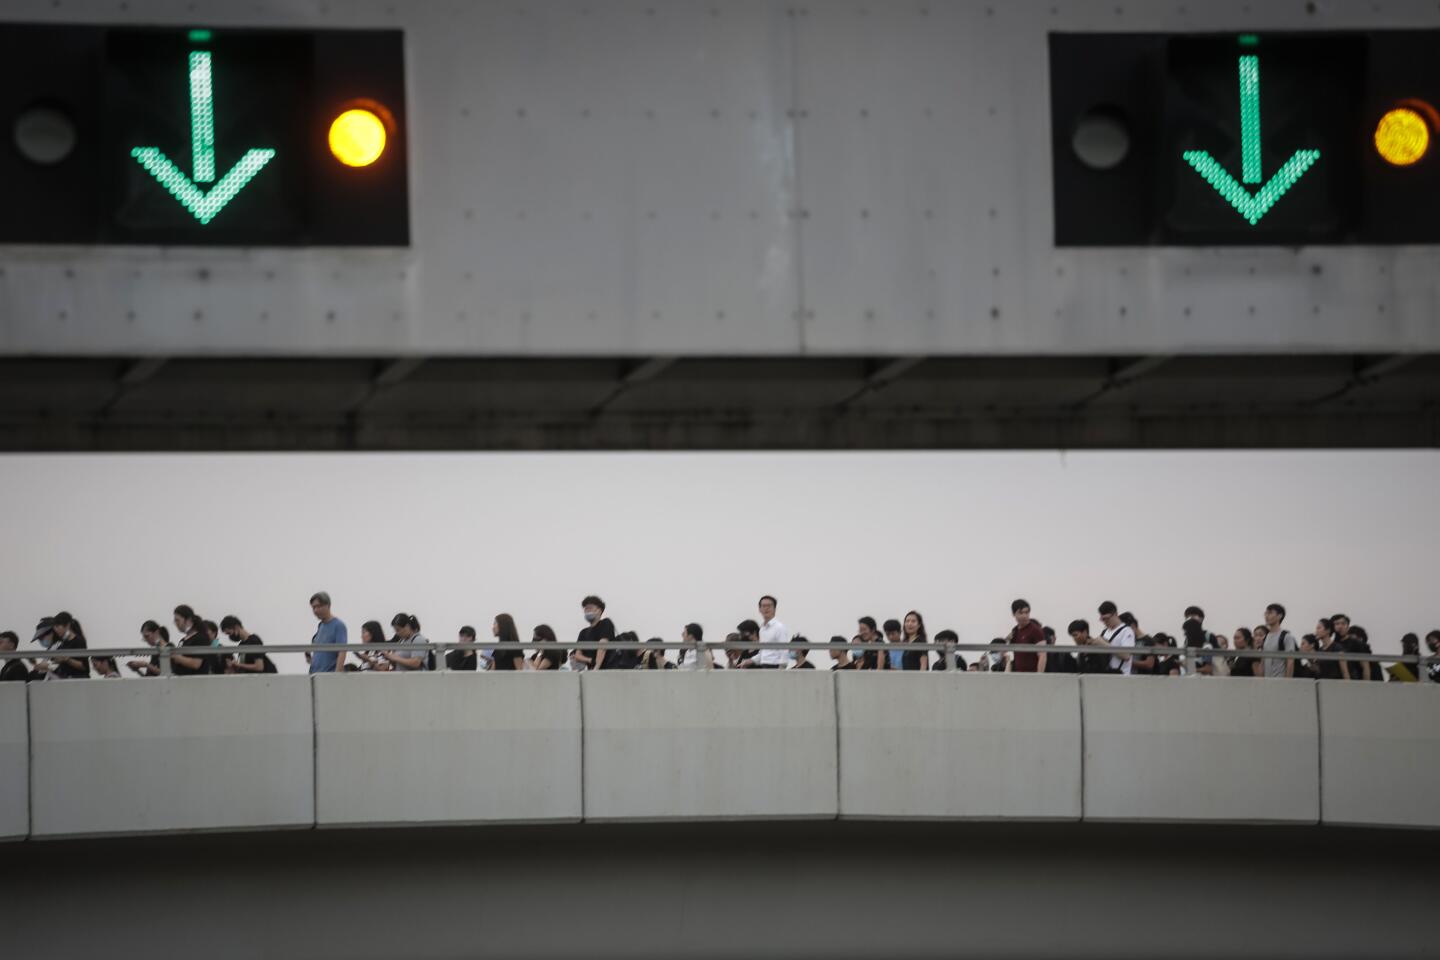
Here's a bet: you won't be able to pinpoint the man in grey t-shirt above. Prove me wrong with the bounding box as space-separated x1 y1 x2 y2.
1261 603 1296 679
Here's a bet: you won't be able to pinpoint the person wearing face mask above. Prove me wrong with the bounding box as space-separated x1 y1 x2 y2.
32 612 91 679
571 595 615 671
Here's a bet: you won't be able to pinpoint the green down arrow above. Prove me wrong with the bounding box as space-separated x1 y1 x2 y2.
1182 53 1320 226
130 48 275 225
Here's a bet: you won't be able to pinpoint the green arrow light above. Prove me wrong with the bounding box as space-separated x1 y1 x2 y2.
1182 50 1320 226
188 51 216 183
1238 54 1262 183
130 45 274 224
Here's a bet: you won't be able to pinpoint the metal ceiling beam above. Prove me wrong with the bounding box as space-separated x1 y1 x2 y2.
348 357 426 415
834 356 926 409
589 356 677 414
97 358 168 417
1069 355 1173 410
1311 353 1421 406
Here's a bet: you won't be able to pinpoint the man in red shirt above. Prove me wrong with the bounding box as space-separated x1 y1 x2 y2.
1007 599 1046 673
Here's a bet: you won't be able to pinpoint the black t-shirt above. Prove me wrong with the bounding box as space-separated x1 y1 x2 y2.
931 652 968 672
793 660 815 670
1 658 30 682
1044 650 1078 673
1316 643 1346 680
1343 638 1384 681
492 648 523 671
55 634 91 679
577 618 615 664
174 632 211 676
536 646 565 671
1078 643 1114 674
901 647 928 671
447 647 478 671
1229 654 1260 678
236 635 277 674
1131 636 1158 674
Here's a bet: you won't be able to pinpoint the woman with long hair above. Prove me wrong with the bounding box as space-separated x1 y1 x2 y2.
1230 627 1260 678
901 610 930 671
528 624 565 671
170 605 210 676
491 614 524 671
357 620 389 671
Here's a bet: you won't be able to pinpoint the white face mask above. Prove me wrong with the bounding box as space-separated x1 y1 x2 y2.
584 611 599 624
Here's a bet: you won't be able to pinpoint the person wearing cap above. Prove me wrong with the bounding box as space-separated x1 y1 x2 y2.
1 631 33 682
32 612 90 679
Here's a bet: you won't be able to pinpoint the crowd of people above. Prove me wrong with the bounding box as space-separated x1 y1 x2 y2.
3 592 1438 683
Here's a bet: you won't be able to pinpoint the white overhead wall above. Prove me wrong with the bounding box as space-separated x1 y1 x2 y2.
2 0 1439 356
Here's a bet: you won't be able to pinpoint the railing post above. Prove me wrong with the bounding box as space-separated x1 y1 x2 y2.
159 645 172 677
1182 646 1195 677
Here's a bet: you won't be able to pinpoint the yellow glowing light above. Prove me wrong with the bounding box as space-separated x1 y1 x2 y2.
1374 108 1429 167
328 108 387 167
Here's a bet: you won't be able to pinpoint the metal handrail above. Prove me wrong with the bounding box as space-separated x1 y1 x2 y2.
3 639 1432 676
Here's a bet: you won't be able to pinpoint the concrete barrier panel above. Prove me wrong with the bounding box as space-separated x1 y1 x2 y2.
29 676 313 837
583 671 837 820
1319 681 1440 828
1082 676 1319 824
837 673 1082 819
0 683 28 839
313 673 582 826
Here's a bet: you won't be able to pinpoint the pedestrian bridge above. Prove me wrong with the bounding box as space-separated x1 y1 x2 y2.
5 674 1438 959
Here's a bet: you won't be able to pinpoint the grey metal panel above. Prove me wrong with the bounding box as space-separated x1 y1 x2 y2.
1081 675 1320 824
1 0 1439 356
0 683 27 840
313 672 583 827
408 0 803 355
1319 680 1440 829
793 1 1440 355
582 671 838 820
28 676 314 838
836 672 1082 820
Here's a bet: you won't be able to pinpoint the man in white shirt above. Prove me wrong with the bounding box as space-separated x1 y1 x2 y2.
1095 601 1137 675
739 594 791 669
